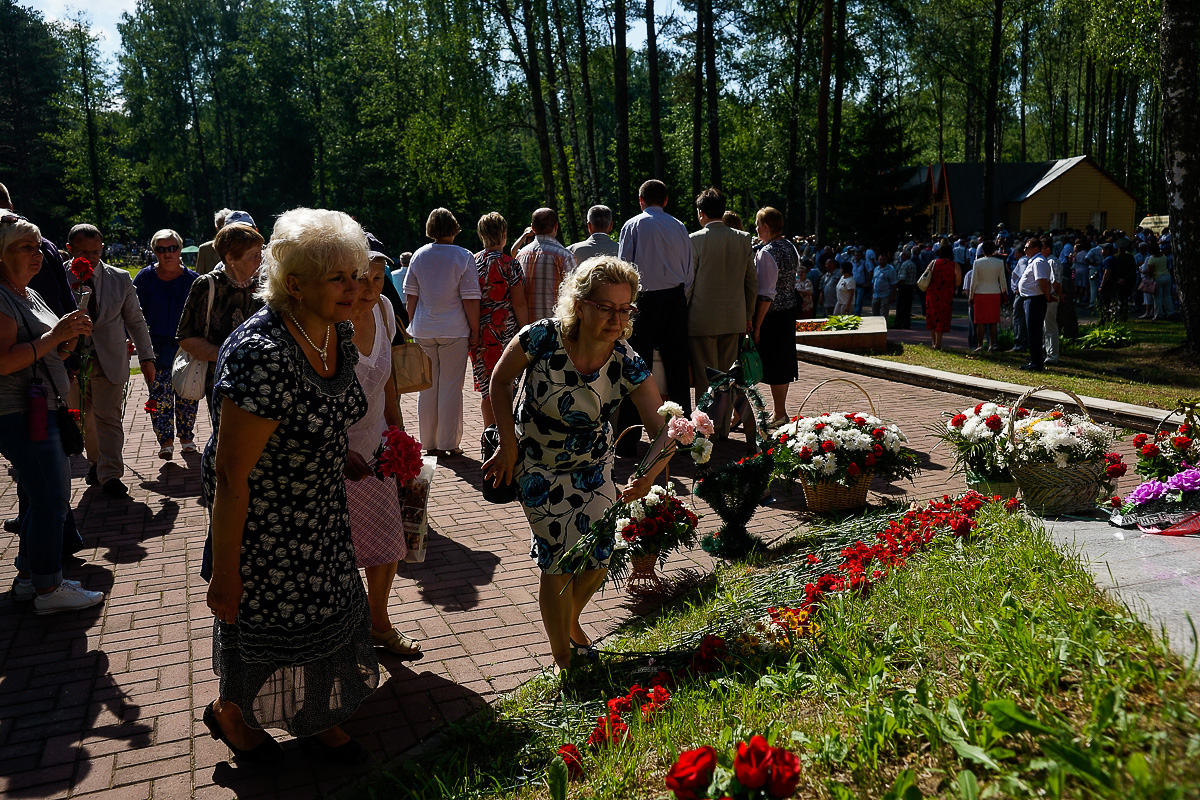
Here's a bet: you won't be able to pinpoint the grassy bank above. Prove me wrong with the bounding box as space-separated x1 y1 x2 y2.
877 318 1194 410
360 504 1199 799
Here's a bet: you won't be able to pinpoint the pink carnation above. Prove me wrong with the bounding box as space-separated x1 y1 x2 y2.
690 409 715 436
667 416 696 445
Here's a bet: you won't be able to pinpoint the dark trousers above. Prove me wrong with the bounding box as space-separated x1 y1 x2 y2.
1012 295 1028 349
967 303 977 348
1025 294 1048 369
895 285 914 328
617 285 691 448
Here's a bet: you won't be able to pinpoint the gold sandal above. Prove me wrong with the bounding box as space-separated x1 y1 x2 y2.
371 628 422 656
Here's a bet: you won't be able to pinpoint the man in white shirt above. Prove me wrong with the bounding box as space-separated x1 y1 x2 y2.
568 204 619 265
1018 238 1053 372
1009 254 1029 352
615 179 694 453
1041 239 1063 363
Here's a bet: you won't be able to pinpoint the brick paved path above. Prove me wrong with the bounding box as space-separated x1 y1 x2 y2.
0 363 1142 799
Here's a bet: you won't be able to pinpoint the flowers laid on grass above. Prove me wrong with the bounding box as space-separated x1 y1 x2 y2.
770 412 920 487
794 314 861 333
666 735 802 799
936 401 1020 480
372 425 423 483
734 606 821 660
1007 407 1118 469
1132 423 1198 481
556 744 584 780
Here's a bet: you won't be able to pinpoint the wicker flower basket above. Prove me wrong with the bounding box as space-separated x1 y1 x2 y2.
799 471 873 514
626 551 667 594
1007 385 1106 516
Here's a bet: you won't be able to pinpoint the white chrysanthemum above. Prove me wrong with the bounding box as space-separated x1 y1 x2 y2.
657 401 685 418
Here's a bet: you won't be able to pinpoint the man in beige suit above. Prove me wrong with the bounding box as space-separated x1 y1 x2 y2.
66 225 156 496
687 188 756 433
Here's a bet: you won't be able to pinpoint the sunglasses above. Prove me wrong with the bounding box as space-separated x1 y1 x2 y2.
581 299 638 320
154 244 181 254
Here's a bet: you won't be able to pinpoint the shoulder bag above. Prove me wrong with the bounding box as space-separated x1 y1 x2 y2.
480 370 526 504
916 262 935 292
391 316 433 394
13 302 83 456
172 274 215 401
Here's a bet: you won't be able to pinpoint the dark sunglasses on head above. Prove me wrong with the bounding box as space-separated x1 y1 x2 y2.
154 244 181 254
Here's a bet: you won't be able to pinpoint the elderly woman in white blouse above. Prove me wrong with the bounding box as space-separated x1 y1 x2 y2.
403 208 481 456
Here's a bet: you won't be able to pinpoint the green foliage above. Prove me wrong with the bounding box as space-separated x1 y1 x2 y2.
1067 323 1135 350
822 314 862 331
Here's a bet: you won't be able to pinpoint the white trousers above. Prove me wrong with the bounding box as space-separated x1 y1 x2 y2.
415 336 470 451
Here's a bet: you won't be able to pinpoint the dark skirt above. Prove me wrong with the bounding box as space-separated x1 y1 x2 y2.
759 309 798 386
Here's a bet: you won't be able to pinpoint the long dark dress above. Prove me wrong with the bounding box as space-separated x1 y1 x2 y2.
924 259 957 333
200 307 379 736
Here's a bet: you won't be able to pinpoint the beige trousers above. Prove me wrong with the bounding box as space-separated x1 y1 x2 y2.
415 336 470 451
75 362 127 483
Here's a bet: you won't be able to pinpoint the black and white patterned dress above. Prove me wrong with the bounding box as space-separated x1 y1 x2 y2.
200 307 379 736
514 319 650 574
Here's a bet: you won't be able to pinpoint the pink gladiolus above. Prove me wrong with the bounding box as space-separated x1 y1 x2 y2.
690 409 715 436
667 416 696 445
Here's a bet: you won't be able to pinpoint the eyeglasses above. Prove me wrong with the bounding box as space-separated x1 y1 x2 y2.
581 299 637 320
154 244 180 254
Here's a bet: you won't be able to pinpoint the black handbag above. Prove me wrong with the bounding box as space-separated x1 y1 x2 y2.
480 371 526 504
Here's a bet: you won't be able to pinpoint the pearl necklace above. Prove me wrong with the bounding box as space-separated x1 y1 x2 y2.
286 309 331 371
2 278 29 301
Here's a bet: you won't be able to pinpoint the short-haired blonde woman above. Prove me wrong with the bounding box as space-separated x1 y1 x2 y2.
403 208 481 455
471 212 529 427
483 257 670 672
750 207 800 424
200 208 378 765
134 229 200 457
177 222 265 406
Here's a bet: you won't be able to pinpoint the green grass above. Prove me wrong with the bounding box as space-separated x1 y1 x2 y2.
877 318 1195 410
360 508 1200 799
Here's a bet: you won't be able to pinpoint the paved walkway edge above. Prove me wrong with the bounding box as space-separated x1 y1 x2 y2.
796 344 1182 432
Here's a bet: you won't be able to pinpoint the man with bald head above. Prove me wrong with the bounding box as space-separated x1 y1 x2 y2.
515 207 577 322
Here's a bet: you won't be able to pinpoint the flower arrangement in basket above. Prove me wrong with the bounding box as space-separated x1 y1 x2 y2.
935 401 1021 497
1112 467 1200 534
771 412 920 513
554 403 709 587
1004 387 1125 515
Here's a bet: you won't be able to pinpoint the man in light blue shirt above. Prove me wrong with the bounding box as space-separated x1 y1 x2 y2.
850 249 871 315
615 179 695 451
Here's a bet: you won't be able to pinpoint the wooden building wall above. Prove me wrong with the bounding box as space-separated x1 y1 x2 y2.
1014 160 1136 233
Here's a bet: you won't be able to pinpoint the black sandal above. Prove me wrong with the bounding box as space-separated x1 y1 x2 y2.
570 638 599 661
202 702 284 763
299 733 371 765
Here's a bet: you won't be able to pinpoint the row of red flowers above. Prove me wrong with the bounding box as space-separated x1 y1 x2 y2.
556 682 673 781
667 735 801 800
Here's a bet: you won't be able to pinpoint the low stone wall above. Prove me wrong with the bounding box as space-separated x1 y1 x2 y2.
794 316 889 354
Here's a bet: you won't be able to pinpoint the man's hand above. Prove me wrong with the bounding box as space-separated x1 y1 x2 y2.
140 359 156 385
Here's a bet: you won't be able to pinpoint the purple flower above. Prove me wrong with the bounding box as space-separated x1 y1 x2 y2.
1165 468 1200 493
1125 479 1169 507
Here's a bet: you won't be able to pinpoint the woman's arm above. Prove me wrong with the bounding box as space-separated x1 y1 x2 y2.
207 398 280 623
0 309 90 376
178 336 220 362
482 336 532 488
405 294 418 329
620 376 672 502
751 297 771 342
462 298 480 349
510 282 530 329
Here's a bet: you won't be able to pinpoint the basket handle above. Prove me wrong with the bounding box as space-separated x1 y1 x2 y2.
797 378 877 417
1005 384 1094 445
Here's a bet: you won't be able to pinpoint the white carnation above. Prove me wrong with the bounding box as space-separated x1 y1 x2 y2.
657 401 685 418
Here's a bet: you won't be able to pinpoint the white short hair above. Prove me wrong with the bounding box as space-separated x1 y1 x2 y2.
259 208 368 313
0 217 40 261
150 228 183 248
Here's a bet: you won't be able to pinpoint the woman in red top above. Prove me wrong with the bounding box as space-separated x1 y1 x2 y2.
924 244 961 350
472 213 530 427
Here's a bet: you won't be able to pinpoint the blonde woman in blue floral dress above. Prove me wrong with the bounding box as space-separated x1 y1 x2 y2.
483 256 672 672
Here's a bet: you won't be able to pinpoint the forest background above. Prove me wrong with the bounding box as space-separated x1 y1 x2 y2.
0 0 1166 253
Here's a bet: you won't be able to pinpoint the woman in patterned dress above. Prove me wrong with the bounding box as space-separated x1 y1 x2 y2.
201 208 378 765
482 257 672 673
471 213 529 427
344 252 421 657
750 207 800 425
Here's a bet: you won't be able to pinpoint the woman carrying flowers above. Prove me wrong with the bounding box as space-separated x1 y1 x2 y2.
482 257 671 672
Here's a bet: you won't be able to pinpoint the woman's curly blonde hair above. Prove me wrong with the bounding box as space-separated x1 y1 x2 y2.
554 255 640 340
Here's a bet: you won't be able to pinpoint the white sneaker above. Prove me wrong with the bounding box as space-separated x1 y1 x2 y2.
11 577 81 602
32 581 104 614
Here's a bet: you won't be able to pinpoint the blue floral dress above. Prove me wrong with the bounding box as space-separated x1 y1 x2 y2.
515 319 650 573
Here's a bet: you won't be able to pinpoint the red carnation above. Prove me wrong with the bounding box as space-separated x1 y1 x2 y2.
734 735 772 790
847 462 861 477
872 443 883 456
1181 424 1192 434
69 257 94 284
1110 496 1123 508
665 746 717 800
1132 433 1149 447
872 426 886 438
984 414 1003 431
1173 436 1192 451
1141 443 1161 458
974 403 985 414
864 453 876 467
778 433 789 443
820 440 836 453
1105 462 1127 479
813 422 825 432
558 744 584 781
798 446 813 461
767 746 802 798
950 414 967 428
143 400 157 414
1004 497 1021 512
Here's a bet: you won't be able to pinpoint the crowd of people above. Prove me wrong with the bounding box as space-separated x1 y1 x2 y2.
0 171 1181 764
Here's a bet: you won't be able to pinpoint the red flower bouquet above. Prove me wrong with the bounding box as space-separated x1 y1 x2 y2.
372 426 422 484
665 736 802 799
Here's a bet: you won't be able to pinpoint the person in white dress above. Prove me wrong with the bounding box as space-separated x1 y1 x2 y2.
344 253 421 656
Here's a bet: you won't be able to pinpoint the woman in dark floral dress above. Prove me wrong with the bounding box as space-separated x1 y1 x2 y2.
200 208 378 766
483 257 672 673
471 213 529 427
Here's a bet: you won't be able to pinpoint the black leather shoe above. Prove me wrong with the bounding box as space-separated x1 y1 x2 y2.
102 479 128 497
1018 363 1044 372
202 702 284 763
85 464 98 486
299 733 371 765
3 517 18 534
